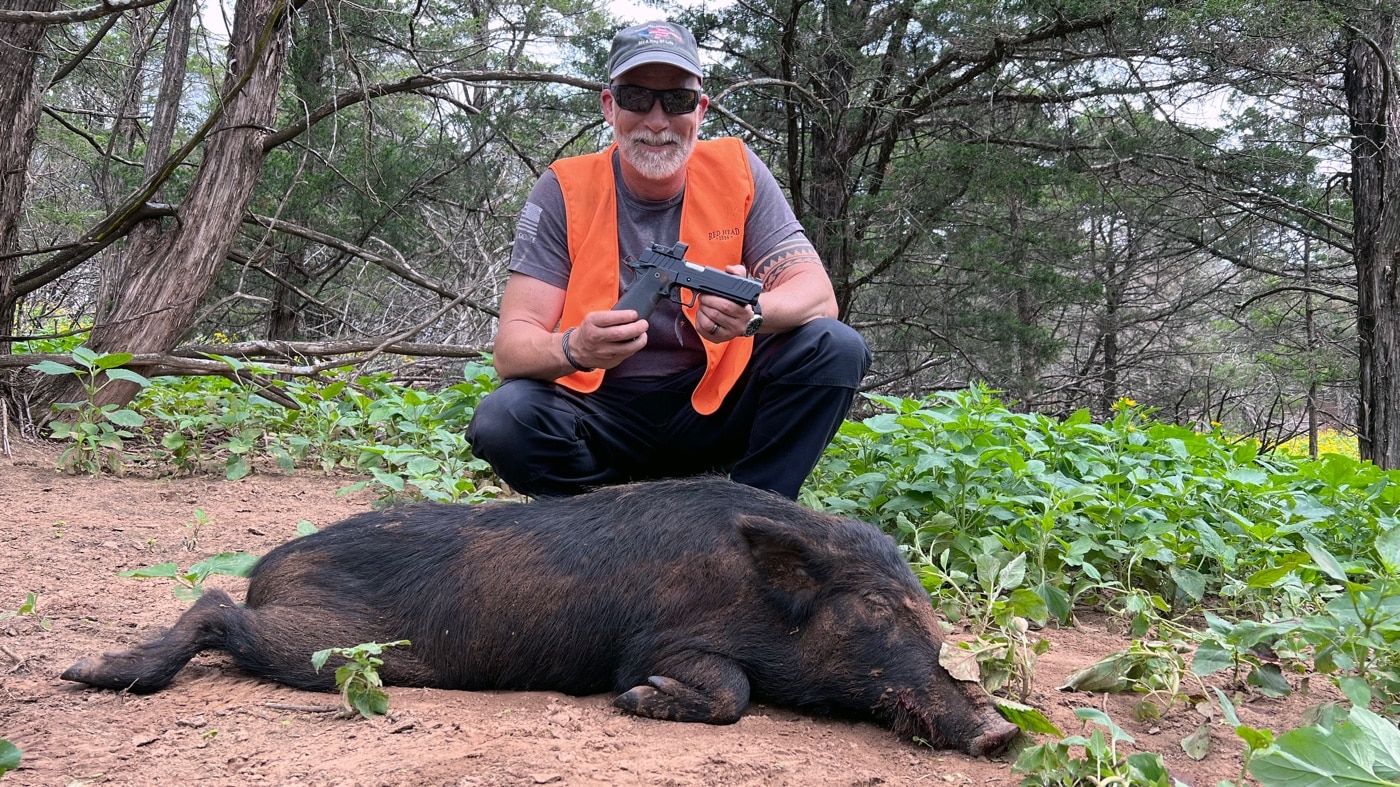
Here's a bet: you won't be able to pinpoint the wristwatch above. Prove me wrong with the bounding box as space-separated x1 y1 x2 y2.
743 302 764 337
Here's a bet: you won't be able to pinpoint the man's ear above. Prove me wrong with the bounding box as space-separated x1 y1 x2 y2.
601 89 616 127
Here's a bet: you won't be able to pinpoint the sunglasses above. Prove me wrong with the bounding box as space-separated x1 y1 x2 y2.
610 84 702 115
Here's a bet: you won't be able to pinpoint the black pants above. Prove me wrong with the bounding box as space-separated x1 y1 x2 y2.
466 318 871 499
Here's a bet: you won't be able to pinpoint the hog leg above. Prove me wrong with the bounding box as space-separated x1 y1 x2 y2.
62 589 245 693
190 601 437 691
64 589 436 693
612 653 750 724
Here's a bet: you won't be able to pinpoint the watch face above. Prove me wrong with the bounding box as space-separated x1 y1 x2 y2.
743 314 763 336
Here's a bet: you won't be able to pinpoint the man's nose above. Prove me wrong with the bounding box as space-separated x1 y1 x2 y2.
643 99 672 129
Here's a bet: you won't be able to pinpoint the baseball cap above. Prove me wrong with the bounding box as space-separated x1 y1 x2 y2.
606 21 703 81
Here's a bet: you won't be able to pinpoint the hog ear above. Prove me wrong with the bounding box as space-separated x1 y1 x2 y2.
737 515 824 601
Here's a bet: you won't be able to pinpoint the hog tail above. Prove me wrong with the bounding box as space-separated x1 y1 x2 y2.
61 589 243 693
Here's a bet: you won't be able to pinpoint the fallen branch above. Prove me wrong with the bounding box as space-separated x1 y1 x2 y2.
0 339 490 375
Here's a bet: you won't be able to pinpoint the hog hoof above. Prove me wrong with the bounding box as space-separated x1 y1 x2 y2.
61 654 156 693
966 717 1020 757
613 676 744 724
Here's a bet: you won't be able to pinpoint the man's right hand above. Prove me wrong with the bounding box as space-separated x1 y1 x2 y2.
493 272 651 380
566 309 649 371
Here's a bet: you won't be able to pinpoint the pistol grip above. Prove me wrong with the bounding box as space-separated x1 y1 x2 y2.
613 270 670 319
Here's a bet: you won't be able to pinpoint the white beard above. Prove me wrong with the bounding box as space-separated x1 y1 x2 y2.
621 130 694 181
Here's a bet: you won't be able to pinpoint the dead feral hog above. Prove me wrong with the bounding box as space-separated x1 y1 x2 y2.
63 478 1018 755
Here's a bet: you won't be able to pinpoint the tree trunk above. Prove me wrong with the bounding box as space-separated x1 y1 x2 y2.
1101 250 1121 418
145 0 194 174
0 0 58 354
70 0 298 409
1346 9 1400 467
806 0 862 319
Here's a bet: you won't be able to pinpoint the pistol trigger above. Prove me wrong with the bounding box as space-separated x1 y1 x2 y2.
674 288 698 308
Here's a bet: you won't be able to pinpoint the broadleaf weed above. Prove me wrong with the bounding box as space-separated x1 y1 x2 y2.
311 640 410 719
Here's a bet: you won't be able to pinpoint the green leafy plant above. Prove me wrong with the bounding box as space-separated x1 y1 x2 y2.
0 592 50 631
133 360 502 502
1212 687 1400 787
1107 587 1173 640
119 552 259 601
311 640 411 719
1012 708 1187 787
918 546 1052 700
801 388 1400 783
29 347 151 475
1191 612 1300 699
809 387 1400 625
1292 536 1400 712
137 355 290 479
331 365 499 504
1193 533 1400 710
994 697 1063 738
1211 688 1278 785
917 546 1051 638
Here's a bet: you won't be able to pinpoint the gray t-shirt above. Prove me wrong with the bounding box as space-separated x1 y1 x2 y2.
509 144 804 379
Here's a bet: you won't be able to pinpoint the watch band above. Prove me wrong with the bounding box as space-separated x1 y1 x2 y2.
743 300 764 337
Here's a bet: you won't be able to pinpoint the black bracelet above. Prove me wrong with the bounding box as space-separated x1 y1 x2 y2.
561 327 596 372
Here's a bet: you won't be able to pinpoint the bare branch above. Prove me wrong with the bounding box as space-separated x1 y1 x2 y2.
171 338 488 361
1 336 492 401
0 0 164 25
243 213 499 318
47 12 121 87
42 106 143 167
1235 285 1358 310
263 70 604 151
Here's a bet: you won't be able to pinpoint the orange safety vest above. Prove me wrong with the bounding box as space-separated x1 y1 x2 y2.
551 137 756 415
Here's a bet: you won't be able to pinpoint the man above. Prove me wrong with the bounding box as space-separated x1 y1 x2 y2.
466 20 871 500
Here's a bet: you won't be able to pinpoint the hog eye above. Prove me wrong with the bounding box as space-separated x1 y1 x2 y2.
861 593 896 618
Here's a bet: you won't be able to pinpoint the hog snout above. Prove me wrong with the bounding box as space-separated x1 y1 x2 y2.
884 688 1020 757
964 715 1020 757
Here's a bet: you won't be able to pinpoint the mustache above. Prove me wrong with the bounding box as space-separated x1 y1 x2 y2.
628 131 682 147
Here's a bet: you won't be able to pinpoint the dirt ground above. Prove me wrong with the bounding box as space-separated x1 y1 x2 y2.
1 438 1340 786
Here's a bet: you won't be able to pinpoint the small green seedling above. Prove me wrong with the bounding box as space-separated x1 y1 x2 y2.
1 592 52 630
183 509 211 551
119 552 259 600
311 640 410 719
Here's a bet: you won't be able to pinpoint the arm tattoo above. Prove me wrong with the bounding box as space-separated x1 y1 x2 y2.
754 234 822 286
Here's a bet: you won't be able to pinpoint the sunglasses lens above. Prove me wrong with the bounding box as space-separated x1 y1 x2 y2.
661 89 699 114
613 85 699 115
614 85 653 113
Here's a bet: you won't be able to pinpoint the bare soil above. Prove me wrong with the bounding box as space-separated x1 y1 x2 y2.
1 438 1339 786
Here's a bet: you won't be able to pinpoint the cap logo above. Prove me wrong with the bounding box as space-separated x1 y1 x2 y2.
643 25 681 42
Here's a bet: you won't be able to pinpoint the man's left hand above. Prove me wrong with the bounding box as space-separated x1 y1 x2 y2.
696 265 758 342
